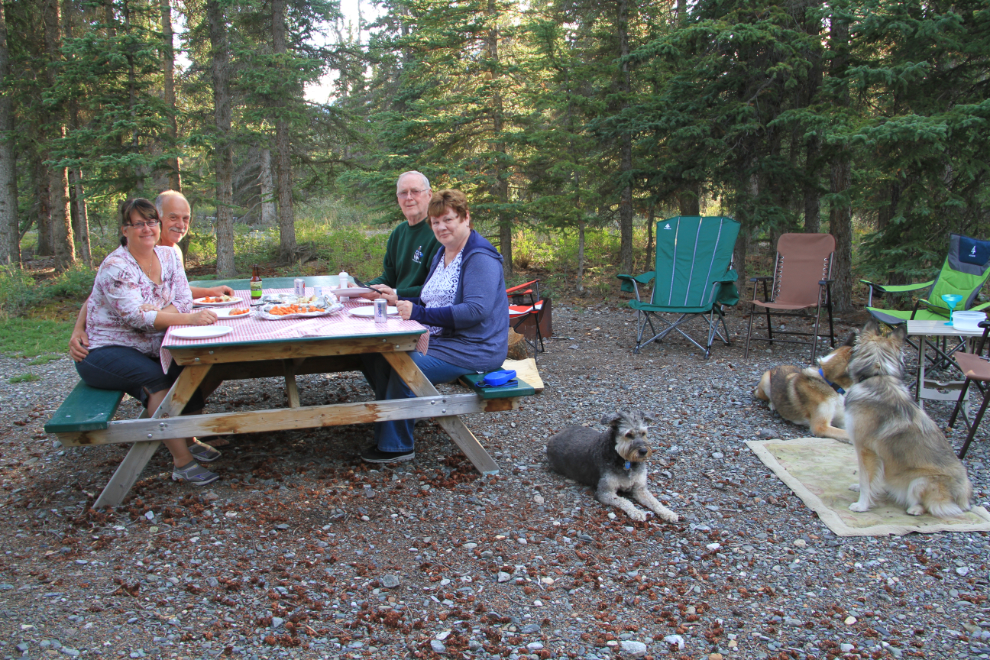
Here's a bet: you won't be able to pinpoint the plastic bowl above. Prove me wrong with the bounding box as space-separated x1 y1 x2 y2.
952 310 986 330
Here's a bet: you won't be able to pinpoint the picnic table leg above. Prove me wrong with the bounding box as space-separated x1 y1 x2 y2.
94 364 213 508
283 360 301 408
383 352 499 475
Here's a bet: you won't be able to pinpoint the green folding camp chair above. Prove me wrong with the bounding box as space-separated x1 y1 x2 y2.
863 233 990 325
618 216 741 358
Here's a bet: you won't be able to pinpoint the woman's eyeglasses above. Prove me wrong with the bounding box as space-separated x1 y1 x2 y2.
126 220 160 229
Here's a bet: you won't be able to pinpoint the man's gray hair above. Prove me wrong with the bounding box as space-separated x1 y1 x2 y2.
155 190 189 218
397 171 430 191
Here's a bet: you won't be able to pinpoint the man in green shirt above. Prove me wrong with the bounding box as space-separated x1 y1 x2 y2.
366 171 442 298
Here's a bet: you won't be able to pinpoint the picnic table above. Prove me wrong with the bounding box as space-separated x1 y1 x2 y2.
46 276 531 507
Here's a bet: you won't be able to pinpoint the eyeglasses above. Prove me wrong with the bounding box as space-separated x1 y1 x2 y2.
126 220 160 229
397 188 427 198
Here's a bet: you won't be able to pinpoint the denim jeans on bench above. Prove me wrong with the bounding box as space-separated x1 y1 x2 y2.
75 345 204 412
360 351 473 453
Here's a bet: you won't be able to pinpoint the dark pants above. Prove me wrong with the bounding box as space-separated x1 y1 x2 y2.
75 345 204 412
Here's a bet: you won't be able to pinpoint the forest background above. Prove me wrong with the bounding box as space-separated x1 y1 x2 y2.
0 0 989 341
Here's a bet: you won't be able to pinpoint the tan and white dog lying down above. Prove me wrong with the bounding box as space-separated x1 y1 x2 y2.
754 334 856 443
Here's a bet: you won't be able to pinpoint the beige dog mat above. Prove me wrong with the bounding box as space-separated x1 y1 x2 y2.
747 437 990 536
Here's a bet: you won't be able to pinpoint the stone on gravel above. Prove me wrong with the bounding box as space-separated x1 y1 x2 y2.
381 575 400 588
497 571 511 582
271 617 284 628
619 640 647 657
430 640 446 653
663 635 685 650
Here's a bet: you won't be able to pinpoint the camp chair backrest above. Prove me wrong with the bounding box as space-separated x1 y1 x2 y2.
651 216 740 309
929 233 990 311
772 233 835 306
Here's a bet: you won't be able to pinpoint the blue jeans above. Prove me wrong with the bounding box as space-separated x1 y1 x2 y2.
360 351 473 453
75 345 204 412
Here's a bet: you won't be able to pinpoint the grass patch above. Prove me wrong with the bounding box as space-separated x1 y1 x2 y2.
9 373 40 383
0 318 74 358
28 354 63 365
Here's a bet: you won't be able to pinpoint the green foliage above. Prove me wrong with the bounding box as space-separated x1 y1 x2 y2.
0 267 40 316
44 265 97 301
0 319 74 358
8 373 41 384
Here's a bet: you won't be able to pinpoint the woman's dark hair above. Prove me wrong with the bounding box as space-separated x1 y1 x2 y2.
118 198 159 247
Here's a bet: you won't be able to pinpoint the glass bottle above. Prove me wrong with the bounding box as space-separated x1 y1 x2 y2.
250 265 263 302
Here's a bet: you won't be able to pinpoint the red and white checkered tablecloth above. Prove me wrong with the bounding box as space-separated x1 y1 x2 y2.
160 288 429 372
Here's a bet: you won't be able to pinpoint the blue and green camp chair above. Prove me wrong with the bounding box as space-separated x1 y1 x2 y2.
863 233 990 325
618 216 741 358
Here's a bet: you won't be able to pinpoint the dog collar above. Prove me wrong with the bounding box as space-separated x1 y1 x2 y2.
624 461 632 471
819 368 846 395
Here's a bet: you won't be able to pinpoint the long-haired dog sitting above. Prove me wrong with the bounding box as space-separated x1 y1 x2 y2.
845 320 973 518
546 410 678 522
754 333 856 442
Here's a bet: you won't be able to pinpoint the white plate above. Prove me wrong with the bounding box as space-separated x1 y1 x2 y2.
193 296 242 306
351 298 375 304
328 287 374 297
170 326 233 340
214 308 254 320
348 306 398 318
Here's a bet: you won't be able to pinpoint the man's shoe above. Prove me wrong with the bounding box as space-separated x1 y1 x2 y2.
189 442 222 463
172 462 220 486
360 446 415 464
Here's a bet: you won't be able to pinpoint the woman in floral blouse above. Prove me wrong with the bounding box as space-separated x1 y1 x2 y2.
74 198 222 486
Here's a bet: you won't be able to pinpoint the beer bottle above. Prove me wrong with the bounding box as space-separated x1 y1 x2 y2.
250 265 263 301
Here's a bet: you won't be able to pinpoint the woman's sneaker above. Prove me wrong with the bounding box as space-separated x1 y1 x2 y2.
172 462 219 486
189 442 222 463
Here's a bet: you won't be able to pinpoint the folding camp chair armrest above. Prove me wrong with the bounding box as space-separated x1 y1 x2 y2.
969 301 990 312
818 278 834 285
506 279 539 295
618 272 654 297
916 298 951 318
749 276 773 282
861 279 933 307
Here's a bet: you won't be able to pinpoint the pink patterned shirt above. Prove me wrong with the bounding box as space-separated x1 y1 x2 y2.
86 245 193 356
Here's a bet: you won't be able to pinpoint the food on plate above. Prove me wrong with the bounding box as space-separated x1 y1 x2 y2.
229 308 250 316
199 294 235 303
268 304 324 316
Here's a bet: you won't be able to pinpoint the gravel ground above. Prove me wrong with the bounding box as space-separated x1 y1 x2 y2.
0 301 988 660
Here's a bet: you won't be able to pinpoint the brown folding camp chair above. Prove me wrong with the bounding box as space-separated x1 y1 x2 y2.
948 320 990 458
744 233 836 362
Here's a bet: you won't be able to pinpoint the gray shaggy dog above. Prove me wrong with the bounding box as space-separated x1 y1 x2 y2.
546 410 678 522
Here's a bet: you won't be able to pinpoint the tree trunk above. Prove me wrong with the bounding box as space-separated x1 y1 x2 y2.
43 0 74 270
616 0 634 276
34 154 53 257
0 2 18 266
803 136 821 233
272 0 296 263
69 169 90 265
259 148 276 226
207 0 235 277
677 182 700 216
828 8 852 312
577 220 586 293
62 0 89 265
645 202 655 269
159 0 181 191
486 0 511 276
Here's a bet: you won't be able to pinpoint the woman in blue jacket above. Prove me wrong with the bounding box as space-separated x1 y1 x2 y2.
363 189 508 463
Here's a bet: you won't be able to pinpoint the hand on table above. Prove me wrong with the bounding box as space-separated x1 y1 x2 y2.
187 309 218 325
370 284 398 306
139 303 159 312
210 285 234 297
69 329 89 362
396 300 414 320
